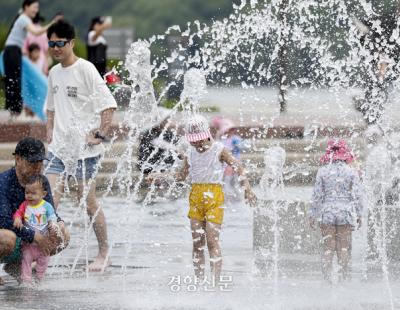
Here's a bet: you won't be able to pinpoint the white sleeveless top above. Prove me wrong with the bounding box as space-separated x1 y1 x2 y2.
188 142 225 184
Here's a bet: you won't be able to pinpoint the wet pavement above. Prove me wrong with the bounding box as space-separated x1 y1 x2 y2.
1 187 400 310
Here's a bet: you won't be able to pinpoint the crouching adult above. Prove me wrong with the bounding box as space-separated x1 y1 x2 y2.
0 137 69 285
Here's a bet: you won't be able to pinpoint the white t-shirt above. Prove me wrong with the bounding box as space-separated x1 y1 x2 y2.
5 14 32 48
188 142 225 184
46 58 117 162
87 30 107 46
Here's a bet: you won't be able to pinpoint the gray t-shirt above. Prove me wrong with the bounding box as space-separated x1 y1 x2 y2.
5 14 32 48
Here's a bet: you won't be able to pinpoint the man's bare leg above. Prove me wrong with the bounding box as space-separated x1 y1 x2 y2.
46 173 65 209
190 219 206 280
0 229 17 284
78 180 110 272
0 230 16 257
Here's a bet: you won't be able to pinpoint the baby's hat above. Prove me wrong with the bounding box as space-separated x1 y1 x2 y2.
185 114 212 142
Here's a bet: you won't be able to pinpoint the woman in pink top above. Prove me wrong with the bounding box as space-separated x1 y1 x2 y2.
23 12 50 75
4 1 61 117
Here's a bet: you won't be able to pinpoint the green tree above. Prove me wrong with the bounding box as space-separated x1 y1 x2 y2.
0 0 235 40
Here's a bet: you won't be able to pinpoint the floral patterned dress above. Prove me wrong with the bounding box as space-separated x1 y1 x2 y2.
310 161 365 226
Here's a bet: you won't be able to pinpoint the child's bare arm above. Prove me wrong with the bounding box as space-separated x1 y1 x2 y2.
220 148 257 205
13 217 23 229
174 156 190 182
13 202 27 230
220 148 247 184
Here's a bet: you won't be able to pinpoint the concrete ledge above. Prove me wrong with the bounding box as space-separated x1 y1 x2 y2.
0 121 365 142
0 123 130 142
0 123 46 142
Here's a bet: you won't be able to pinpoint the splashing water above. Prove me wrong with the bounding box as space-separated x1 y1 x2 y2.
180 68 207 113
124 40 157 124
260 146 286 198
41 1 400 309
255 146 286 305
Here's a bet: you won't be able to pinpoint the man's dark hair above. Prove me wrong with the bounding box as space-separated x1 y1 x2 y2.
47 20 75 40
28 43 40 53
26 174 47 191
88 16 103 34
14 137 47 162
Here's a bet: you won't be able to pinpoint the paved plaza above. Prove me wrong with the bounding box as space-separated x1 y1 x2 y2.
1 187 400 310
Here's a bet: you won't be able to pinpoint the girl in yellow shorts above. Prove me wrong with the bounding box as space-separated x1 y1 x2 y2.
172 114 257 282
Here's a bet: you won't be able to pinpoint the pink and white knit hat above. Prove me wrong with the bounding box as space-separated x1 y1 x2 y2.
320 139 355 164
185 115 212 142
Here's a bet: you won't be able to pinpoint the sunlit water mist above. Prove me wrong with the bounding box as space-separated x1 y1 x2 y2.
257 147 286 305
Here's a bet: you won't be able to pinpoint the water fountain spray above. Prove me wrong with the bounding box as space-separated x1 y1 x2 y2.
255 146 286 304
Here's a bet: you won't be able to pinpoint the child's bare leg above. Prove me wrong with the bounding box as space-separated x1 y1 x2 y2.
190 219 206 280
320 224 336 281
336 224 352 280
205 221 222 282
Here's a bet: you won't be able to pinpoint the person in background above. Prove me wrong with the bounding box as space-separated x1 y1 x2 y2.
27 43 42 71
3 0 61 117
86 16 112 77
23 42 43 118
353 3 400 124
137 113 181 203
23 11 50 75
138 115 178 176
212 116 244 202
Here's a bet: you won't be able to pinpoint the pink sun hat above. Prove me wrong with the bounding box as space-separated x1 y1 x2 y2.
219 118 235 135
185 114 212 142
320 139 355 164
211 116 223 128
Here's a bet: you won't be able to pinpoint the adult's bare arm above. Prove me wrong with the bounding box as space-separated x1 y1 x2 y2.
46 110 55 144
26 14 63 36
87 108 116 146
91 21 112 42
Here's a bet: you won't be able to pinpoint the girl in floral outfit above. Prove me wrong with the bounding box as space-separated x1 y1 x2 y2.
309 139 364 281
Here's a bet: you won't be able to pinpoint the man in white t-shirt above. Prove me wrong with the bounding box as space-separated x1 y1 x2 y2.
45 20 117 272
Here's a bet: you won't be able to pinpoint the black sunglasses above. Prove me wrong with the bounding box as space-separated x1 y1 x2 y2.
48 40 70 48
